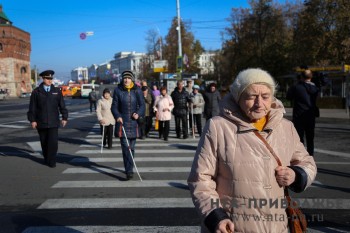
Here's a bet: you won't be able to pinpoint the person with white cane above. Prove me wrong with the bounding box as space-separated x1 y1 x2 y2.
96 88 115 151
111 71 145 180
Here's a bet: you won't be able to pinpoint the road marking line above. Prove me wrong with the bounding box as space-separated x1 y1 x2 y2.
0 124 28 129
27 141 42 152
22 226 201 233
84 138 199 143
63 167 191 174
80 142 199 147
76 149 196 154
70 157 194 163
37 198 350 209
315 161 350 165
52 180 188 188
314 149 350 158
38 198 193 209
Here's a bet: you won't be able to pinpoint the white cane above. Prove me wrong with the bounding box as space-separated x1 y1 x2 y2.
121 125 143 181
191 103 195 139
100 124 105 154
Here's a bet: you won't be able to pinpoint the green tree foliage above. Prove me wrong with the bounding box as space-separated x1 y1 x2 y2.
219 0 350 82
163 17 204 73
294 0 350 66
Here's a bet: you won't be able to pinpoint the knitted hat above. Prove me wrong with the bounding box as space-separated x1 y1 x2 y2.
121 70 135 81
192 84 200 90
230 68 276 102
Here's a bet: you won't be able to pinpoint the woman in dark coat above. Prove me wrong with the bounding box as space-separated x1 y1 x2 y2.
111 71 145 180
203 83 221 121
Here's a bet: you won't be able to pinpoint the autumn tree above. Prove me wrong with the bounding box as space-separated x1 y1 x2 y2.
293 0 350 66
163 17 204 74
219 0 296 85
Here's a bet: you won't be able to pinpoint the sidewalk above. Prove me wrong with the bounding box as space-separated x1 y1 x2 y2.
285 108 350 120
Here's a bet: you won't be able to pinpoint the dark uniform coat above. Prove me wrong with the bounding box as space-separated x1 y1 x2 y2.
27 83 68 128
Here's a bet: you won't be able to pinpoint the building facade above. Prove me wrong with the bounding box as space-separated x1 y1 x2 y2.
72 51 216 84
71 66 88 83
0 5 31 97
111 51 146 80
198 52 215 75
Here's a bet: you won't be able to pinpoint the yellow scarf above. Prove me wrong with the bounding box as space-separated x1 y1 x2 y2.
125 82 134 92
252 115 268 131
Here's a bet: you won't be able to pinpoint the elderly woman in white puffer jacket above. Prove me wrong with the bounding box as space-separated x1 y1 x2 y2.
188 68 317 233
96 88 115 149
153 86 174 141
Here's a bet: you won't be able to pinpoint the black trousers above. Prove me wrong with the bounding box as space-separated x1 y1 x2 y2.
293 116 316 155
175 115 188 138
90 101 96 112
158 120 170 140
140 116 153 137
37 127 58 166
101 124 113 148
190 113 202 136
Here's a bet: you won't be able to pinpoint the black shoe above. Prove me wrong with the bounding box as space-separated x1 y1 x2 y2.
164 138 168 141
49 163 56 168
126 173 134 180
183 135 188 139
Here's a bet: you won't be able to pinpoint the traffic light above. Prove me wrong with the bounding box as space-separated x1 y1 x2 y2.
176 56 183 72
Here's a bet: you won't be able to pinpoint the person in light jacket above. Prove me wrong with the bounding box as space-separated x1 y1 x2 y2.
96 88 115 149
189 84 205 136
153 86 174 141
188 68 317 233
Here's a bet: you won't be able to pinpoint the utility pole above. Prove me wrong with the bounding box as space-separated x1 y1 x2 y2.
176 0 182 79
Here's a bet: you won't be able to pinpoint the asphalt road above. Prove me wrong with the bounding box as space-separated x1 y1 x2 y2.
0 97 349 233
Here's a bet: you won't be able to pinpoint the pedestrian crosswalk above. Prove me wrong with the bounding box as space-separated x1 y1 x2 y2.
0 109 94 129
21 121 350 233
24 122 202 232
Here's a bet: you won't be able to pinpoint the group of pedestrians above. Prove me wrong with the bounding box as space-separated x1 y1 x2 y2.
27 67 318 232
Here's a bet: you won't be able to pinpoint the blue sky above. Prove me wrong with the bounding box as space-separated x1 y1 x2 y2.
1 0 253 80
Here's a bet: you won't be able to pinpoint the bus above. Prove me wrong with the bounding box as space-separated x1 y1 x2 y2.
81 84 100 98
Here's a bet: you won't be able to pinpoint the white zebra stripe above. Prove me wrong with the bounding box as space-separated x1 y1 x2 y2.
22 226 201 233
70 157 194 163
76 149 196 154
52 180 188 188
63 167 190 174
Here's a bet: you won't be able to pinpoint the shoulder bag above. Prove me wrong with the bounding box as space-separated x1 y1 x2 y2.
253 131 307 233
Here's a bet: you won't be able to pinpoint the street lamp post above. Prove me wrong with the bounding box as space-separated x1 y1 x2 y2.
176 0 182 79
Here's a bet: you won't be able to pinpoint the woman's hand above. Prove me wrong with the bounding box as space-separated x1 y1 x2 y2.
61 120 67 127
117 117 123 124
31 122 37 129
100 119 106 125
275 166 296 187
216 219 234 233
132 113 139 120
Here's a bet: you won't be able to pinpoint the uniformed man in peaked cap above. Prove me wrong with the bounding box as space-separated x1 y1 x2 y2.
27 69 68 167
